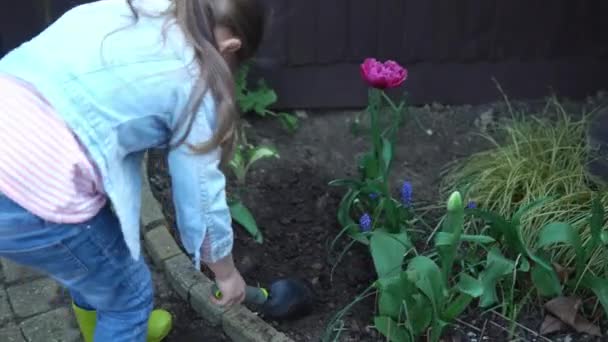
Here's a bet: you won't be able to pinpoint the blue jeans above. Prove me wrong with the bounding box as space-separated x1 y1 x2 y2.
0 194 153 341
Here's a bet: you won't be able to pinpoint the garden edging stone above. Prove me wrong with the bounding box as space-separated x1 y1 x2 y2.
141 158 293 342
143 226 182 267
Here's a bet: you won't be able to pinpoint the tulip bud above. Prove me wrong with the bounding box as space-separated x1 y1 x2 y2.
447 191 463 212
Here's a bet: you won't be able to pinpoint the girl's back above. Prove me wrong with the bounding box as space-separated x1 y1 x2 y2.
0 0 211 263
0 0 198 138
0 1 267 338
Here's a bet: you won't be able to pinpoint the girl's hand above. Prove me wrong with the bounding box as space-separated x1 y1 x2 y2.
207 254 246 307
212 268 246 307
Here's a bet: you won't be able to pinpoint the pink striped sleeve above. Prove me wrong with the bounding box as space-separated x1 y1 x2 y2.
0 74 107 224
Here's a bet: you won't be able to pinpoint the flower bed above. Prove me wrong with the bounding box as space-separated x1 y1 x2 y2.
146 58 608 341
145 98 486 340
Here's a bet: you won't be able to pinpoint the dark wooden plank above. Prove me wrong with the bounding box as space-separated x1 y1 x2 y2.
462 0 493 61
285 0 318 66
560 0 588 57
587 0 608 57
254 0 289 67
348 0 378 63
430 0 465 62
265 58 608 109
507 0 539 61
1 0 44 55
316 0 348 64
567 1 591 56
377 0 405 61
489 0 518 61
538 0 569 58
597 0 608 57
460 0 492 61
50 0 89 19
401 0 433 63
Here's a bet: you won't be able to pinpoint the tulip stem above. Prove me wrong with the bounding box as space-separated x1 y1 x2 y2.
380 92 399 112
368 89 382 163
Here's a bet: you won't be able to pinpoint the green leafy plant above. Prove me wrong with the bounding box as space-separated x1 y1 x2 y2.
467 195 608 320
327 60 496 341
329 66 410 245
328 70 415 318
373 192 492 342
229 137 279 186
442 99 608 277
394 193 608 341
441 100 608 330
226 126 279 244
235 64 298 132
326 87 608 339
227 65 290 244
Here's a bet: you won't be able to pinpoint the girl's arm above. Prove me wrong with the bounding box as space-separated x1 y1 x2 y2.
166 94 234 269
167 124 246 307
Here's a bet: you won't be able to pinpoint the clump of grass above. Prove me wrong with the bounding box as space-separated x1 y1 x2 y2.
441 98 608 277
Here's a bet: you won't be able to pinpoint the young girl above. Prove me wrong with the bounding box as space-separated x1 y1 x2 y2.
0 0 265 340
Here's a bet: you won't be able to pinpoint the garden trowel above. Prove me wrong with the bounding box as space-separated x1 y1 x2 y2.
213 278 313 320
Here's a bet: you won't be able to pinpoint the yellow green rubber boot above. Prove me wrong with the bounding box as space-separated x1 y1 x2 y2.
72 303 172 342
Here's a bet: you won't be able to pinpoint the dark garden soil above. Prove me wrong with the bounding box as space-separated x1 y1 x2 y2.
147 94 608 341
148 148 382 342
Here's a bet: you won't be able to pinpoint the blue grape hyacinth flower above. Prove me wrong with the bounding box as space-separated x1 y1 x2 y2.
466 201 477 209
400 181 413 207
369 193 379 200
359 213 372 232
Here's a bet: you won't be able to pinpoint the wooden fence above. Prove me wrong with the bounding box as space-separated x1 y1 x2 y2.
3 0 608 109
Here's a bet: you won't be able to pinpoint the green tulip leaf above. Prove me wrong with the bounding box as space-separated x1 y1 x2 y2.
337 189 359 228
381 137 393 173
435 233 496 247
328 179 363 188
229 201 263 243
457 273 484 298
531 262 562 297
512 197 553 227
581 275 608 318
443 293 474 322
278 112 298 133
406 256 445 315
246 146 279 169
479 248 515 307
374 316 410 342
370 231 411 279
405 293 433 336
518 257 531 272
537 222 585 277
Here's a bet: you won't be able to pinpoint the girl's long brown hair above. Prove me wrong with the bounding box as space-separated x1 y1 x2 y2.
126 0 265 166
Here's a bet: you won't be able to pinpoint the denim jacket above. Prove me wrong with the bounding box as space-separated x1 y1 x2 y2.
0 0 232 266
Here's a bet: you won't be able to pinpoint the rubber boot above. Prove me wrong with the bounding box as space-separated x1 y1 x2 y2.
72 304 96 342
72 303 172 342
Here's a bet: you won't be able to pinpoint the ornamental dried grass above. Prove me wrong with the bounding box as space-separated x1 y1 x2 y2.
441 98 608 278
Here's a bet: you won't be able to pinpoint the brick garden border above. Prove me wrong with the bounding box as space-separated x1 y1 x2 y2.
141 159 293 342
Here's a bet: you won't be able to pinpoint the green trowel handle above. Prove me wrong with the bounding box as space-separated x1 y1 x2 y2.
212 285 269 306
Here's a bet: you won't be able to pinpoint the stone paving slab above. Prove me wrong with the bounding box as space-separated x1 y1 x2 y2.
19 307 81 342
0 259 42 285
0 287 13 326
7 278 60 319
0 250 220 341
0 324 26 342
